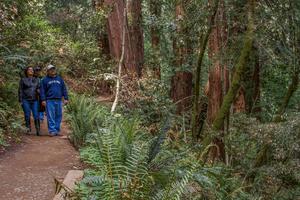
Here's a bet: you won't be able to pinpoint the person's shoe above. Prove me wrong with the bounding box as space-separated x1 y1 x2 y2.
34 119 40 136
25 128 31 135
25 119 31 135
49 132 56 137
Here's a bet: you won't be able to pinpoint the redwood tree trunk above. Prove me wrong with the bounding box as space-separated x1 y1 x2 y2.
150 0 161 78
150 0 160 49
207 0 227 161
171 72 193 113
126 0 144 77
104 0 144 77
171 1 193 113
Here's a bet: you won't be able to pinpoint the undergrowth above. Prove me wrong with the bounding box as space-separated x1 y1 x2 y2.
66 95 262 200
0 80 23 149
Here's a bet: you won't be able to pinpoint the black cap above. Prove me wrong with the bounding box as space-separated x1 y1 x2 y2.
34 66 42 71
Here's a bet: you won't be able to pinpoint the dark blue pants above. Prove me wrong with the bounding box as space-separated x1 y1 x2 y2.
22 100 39 122
39 112 45 121
46 100 62 135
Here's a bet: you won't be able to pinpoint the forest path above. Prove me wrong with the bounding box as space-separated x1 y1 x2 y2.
0 118 81 200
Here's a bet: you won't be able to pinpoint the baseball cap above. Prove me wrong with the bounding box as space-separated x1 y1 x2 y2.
46 65 56 71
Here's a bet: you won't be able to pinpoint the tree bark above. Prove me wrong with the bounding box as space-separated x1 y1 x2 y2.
170 72 193 113
212 0 255 131
191 0 220 139
111 3 127 113
207 0 227 161
125 0 144 77
171 1 193 113
104 0 144 77
150 0 161 78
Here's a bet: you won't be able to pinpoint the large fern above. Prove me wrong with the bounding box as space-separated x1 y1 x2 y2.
66 94 108 148
78 128 152 200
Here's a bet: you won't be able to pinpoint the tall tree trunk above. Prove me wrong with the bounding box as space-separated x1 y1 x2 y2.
150 0 161 78
111 4 127 113
104 0 144 77
207 0 227 161
126 0 144 77
200 0 255 162
93 0 110 56
191 0 220 140
211 0 255 131
170 1 193 113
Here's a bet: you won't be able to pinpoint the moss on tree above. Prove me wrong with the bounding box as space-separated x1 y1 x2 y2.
211 0 255 131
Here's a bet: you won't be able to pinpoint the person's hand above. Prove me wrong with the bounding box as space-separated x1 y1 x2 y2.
42 101 46 107
64 100 69 105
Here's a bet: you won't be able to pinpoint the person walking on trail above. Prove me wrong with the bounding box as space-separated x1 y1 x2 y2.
18 66 41 136
40 65 69 136
34 66 45 122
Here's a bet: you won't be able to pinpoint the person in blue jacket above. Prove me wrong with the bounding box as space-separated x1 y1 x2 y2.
40 65 69 136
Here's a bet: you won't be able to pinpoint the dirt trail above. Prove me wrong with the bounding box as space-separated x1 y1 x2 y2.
0 119 81 200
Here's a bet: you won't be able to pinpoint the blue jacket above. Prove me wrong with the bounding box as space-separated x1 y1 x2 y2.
40 75 68 101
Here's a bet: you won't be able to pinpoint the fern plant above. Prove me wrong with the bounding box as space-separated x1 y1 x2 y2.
76 116 219 200
78 127 153 200
69 96 253 200
66 94 109 148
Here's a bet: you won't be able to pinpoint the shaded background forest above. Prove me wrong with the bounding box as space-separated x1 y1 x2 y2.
0 0 300 199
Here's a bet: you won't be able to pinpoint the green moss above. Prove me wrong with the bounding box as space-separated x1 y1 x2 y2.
191 0 220 140
212 3 255 131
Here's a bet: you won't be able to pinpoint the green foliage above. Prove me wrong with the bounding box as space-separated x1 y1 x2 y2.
66 94 109 148
68 96 252 200
76 116 152 199
0 101 23 148
123 77 175 126
225 113 300 199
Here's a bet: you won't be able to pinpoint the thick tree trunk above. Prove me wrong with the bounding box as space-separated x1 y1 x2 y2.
207 0 227 123
211 0 255 131
104 0 144 77
111 5 127 113
126 0 144 77
150 0 161 78
207 0 227 161
171 1 193 113
191 0 220 139
173 3 187 67
200 0 255 163
170 72 193 113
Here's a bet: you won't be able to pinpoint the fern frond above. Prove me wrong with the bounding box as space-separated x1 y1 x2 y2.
152 165 196 200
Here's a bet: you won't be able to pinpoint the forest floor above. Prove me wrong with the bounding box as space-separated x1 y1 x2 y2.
0 118 81 200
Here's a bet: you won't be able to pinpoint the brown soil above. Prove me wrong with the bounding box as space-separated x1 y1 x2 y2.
0 119 81 200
